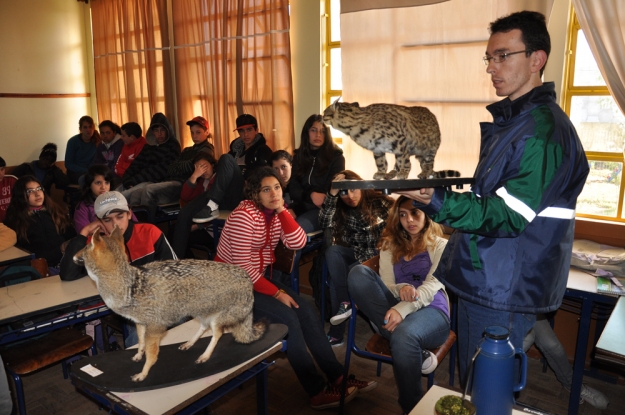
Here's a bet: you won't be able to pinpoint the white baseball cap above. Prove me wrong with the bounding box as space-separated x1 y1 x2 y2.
94 191 130 219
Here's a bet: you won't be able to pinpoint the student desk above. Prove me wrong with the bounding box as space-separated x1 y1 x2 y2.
71 319 282 415
0 275 109 345
565 268 618 415
0 246 33 267
596 296 625 367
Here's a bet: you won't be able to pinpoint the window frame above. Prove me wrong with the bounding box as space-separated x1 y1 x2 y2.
562 7 625 222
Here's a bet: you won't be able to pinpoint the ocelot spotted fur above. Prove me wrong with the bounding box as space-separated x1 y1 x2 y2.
323 100 460 180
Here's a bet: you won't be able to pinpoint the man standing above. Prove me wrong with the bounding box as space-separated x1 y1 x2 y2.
402 10 589 383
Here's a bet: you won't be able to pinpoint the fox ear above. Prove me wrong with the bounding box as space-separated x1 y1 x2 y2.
110 225 123 242
92 231 102 244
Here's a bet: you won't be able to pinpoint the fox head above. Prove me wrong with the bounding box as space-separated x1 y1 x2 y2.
73 226 128 284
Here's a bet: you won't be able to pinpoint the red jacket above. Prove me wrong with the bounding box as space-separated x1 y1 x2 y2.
180 175 216 204
115 136 146 177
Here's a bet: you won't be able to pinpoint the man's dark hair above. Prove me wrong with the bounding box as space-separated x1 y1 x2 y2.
0 156 5 168
269 150 292 165
121 122 142 139
489 10 550 76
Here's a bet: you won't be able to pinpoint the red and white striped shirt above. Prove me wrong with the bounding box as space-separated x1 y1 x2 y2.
216 200 307 295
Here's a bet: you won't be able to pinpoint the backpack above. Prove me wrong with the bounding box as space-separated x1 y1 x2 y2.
0 265 43 287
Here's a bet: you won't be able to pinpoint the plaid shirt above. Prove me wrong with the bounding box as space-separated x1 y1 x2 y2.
319 194 392 263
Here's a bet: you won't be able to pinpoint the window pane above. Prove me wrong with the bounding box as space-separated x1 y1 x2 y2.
573 30 606 87
570 95 625 152
577 161 622 218
330 48 342 90
330 0 341 42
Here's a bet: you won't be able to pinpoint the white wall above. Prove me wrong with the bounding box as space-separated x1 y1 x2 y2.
0 0 93 166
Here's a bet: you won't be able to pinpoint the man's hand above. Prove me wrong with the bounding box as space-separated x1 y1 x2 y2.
382 308 403 333
396 187 434 205
189 163 210 184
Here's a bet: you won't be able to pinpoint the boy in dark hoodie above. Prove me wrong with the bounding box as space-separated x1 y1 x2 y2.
11 143 69 195
119 113 181 205
133 116 215 206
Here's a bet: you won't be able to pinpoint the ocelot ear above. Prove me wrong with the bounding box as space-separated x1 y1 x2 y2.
332 96 342 108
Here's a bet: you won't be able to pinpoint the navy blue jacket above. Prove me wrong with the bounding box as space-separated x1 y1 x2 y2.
418 83 589 313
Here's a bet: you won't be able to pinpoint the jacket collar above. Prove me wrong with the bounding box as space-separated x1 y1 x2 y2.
486 82 556 123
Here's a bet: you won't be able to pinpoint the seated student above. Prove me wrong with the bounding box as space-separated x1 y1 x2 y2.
61 191 176 347
134 116 215 206
289 114 345 233
270 150 293 204
347 196 450 413
169 149 245 258
119 113 181 205
171 152 218 258
114 122 146 179
93 120 124 178
0 156 17 223
191 113 272 223
12 143 69 195
73 165 137 233
4 176 76 272
523 314 609 409
65 115 100 184
320 170 393 346
214 167 375 409
228 113 272 179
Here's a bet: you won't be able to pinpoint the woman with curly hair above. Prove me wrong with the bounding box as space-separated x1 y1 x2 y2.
214 166 373 409
4 175 75 271
347 196 450 413
319 170 394 345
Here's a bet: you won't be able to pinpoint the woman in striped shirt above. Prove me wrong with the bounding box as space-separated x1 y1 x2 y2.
214 167 374 409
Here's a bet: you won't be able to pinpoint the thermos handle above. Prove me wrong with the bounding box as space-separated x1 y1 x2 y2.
513 348 527 392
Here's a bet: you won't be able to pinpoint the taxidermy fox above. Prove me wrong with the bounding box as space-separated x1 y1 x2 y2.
73 226 266 382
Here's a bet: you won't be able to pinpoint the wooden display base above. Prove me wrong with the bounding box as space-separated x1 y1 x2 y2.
70 323 288 392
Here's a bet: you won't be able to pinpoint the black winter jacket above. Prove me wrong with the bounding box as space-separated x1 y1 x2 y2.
122 113 181 187
11 162 69 195
167 140 215 182
228 133 272 179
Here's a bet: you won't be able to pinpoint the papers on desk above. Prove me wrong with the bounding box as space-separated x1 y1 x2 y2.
597 275 625 295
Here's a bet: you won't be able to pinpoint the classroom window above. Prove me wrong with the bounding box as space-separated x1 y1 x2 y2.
324 0 345 144
563 10 625 221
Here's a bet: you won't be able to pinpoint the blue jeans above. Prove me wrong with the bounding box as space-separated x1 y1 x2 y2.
325 245 358 339
348 265 450 413
457 298 536 387
253 280 344 397
295 208 320 234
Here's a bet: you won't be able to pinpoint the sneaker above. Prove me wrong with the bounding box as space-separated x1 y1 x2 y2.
579 383 609 409
333 374 378 393
421 349 438 374
327 335 344 347
193 206 219 224
310 384 358 410
330 302 352 325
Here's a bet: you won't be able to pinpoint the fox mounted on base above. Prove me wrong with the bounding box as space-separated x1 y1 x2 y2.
73 226 266 382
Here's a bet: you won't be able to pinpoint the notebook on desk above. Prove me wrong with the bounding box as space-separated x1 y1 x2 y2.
597 275 625 295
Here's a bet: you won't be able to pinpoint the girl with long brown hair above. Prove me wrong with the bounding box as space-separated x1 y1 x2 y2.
4 175 75 271
319 170 393 345
347 196 450 412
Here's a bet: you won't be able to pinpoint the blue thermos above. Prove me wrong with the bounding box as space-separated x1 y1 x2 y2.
471 326 527 415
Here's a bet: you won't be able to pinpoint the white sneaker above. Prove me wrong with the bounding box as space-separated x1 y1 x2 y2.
421 349 438 374
330 302 352 325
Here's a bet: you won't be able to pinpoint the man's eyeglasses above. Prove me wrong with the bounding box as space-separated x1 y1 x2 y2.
483 50 532 65
25 186 43 195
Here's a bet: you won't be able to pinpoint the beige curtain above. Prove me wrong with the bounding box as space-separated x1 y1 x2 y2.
173 0 294 153
91 0 174 131
339 0 554 180
572 0 625 116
